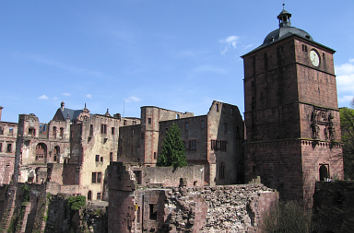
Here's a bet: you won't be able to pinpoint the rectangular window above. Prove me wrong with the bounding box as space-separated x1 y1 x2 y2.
91 172 97 183
134 171 142 184
28 128 36 137
216 104 219 112
0 143 2 152
137 207 141 223
6 143 12 153
211 140 227 152
101 124 107 134
97 192 101 200
96 155 99 162
97 172 102 183
188 140 197 151
110 152 113 162
148 118 152 124
100 157 103 162
0 127 3 135
9 128 13 136
149 204 157 220
53 126 57 138
90 124 93 136
111 127 115 135
124 120 127 126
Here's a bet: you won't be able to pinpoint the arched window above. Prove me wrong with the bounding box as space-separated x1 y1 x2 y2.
319 164 329 181
88 191 92 201
35 143 47 163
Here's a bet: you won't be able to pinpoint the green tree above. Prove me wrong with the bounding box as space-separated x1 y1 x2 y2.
157 123 187 169
340 107 354 179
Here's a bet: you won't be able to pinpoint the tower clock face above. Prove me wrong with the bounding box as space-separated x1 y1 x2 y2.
310 50 320 67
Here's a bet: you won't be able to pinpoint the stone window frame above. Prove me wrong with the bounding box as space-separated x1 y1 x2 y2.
59 127 64 139
92 172 102 184
6 143 12 153
8 127 13 136
0 142 2 152
97 192 101 200
101 124 107 134
95 155 100 162
0 126 3 135
52 126 57 139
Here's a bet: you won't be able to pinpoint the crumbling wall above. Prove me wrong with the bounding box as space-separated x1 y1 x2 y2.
162 184 278 233
141 165 204 187
312 181 354 232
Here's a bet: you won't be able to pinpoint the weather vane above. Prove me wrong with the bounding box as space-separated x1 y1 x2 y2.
282 1 285 9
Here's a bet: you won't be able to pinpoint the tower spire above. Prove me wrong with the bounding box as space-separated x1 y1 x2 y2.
277 4 292 28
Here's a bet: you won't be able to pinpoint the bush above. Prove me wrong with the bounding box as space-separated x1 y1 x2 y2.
67 195 86 211
262 201 311 233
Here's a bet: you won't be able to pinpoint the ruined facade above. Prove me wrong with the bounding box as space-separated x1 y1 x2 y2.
0 106 17 186
242 9 344 207
107 162 278 233
118 101 244 186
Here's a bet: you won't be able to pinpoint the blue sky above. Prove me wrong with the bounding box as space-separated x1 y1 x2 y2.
1 1 353 123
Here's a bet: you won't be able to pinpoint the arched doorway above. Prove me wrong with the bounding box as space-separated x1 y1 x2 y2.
35 143 47 163
319 165 329 181
54 146 60 163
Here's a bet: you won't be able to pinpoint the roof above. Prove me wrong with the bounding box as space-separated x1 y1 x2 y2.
242 8 335 57
58 108 83 121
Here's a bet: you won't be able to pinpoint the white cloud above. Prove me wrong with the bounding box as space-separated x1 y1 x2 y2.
85 94 93 99
219 35 239 55
38 95 48 100
192 65 227 75
335 59 354 107
62 92 71 97
336 59 354 92
339 95 354 104
125 96 141 103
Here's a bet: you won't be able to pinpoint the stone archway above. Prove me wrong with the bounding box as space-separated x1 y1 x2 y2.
35 143 47 163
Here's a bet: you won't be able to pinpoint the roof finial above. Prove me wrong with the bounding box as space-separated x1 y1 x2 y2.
282 1 285 10
84 102 87 109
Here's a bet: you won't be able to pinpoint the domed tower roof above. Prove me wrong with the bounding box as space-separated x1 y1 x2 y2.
262 6 313 46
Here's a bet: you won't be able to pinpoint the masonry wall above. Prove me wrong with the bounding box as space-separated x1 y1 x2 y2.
0 121 17 185
109 184 278 233
118 124 142 163
78 114 120 201
138 165 205 187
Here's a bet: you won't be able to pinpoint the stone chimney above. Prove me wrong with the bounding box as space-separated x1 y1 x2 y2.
61 101 65 111
0 106 3 121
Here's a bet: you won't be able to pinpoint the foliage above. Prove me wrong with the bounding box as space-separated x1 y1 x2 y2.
22 184 30 202
157 123 187 169
67 195 86 211
340 107 354 180
262 201 312 233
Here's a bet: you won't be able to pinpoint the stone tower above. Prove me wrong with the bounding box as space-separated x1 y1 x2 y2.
242 8 344 207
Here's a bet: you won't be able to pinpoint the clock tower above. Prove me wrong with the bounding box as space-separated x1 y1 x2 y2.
242 7 344 207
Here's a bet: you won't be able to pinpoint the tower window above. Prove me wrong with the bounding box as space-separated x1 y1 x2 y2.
53 126 57 138
111 127 115 135
302 44 308 52
148 118 152 124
